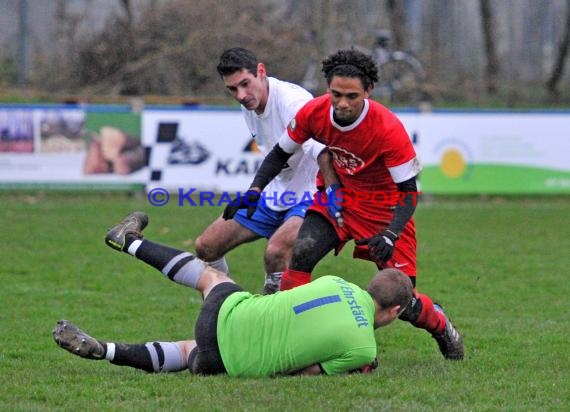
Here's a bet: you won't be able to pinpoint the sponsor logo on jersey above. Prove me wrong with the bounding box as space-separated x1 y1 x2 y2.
329 146 365 175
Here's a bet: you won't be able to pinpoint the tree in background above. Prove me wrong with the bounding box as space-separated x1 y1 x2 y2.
386 0 407 49
4 0 569 106
546 0 570 99
44 0 310 98
479 0 500 95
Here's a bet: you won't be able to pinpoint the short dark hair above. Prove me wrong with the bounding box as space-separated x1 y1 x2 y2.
321 48 379 90
367 269 413 310
217 47 259 77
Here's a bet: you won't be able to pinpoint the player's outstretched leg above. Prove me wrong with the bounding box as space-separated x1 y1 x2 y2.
399 294 464 360
52 320 191 373
104 212 207 290
105 211 148 252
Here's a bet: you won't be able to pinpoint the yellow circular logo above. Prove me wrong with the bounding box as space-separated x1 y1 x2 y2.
440 149 466 178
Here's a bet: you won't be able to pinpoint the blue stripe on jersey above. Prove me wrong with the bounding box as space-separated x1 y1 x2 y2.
293 295 342 314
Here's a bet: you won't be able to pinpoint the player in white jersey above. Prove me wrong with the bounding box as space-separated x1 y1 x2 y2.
194 48 325 293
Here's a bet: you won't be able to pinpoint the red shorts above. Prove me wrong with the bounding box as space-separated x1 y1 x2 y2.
309 193 417 277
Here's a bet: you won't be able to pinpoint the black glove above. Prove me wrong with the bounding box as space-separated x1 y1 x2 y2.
222 190 261 220
355 229 398 262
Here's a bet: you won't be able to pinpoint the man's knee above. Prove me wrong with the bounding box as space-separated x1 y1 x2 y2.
292 234 320 256
289 235 323 271
195 235 220 261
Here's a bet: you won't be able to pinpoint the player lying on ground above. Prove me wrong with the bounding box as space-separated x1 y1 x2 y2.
53 212 413 377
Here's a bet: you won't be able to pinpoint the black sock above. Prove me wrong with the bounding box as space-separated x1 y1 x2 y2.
111 343 155 373
134 240 188 272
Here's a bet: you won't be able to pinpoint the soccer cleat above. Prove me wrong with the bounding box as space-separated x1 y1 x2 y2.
262 272 282 295
52 320 106 360
432 304 464 360
105 211 148 251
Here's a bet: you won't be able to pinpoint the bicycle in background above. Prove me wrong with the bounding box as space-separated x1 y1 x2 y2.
302 30 426 105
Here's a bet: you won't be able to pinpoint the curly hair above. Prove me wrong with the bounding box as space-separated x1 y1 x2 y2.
217 47 258 78
321 48 379 90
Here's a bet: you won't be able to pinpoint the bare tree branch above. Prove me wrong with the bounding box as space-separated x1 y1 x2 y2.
386 0 406 49
546 0 570 96
479 0 500 94
120 0 132 25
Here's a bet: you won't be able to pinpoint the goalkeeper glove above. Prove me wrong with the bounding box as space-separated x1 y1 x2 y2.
222 190 261 220
355 229 398 262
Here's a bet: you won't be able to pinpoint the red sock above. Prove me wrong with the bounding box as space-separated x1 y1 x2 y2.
280 269 311 291
413 293 446 335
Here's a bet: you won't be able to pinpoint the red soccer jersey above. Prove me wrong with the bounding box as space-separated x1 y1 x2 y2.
285 95 421 274
287 95 419 195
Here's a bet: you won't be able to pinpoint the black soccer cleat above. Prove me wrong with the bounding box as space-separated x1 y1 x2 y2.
105 211 148 251
52 320 106 360
432 304 464 360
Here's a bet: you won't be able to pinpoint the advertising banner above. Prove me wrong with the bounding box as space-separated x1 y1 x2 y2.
398 111 570 194
143 109 262 195
0 106 145 189
1 105 569 195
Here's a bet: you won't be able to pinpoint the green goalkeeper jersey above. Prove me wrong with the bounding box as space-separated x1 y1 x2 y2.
217 276 377 377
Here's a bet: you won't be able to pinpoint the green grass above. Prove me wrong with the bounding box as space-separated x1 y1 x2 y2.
1 192 568 411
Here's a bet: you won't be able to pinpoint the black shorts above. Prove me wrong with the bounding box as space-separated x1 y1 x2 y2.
188 282 243 375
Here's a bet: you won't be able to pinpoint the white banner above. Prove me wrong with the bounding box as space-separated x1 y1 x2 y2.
397 111 570 193
143 109 262 194
1 105 569 194
0 106 146 188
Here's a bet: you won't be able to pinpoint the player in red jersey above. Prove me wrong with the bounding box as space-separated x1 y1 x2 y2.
225 49 463 360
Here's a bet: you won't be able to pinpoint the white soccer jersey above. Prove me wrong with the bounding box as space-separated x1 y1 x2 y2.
242 77 324 211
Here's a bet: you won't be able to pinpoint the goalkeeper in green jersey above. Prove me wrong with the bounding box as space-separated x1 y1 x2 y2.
53 212 412 377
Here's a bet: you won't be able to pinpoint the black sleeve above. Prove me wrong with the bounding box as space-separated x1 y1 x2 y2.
386 176 419 236
250 144 293 190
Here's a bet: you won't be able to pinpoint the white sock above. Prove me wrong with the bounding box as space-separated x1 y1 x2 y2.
206 257 229 274
105 342 116 361
146 342 186 372
170 258 206 288
127 239 143 256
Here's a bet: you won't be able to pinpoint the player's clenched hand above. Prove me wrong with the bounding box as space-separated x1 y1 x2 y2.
355 230 398 262
222 190 261 220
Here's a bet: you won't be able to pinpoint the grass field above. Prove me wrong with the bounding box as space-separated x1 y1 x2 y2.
1 191 568 411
